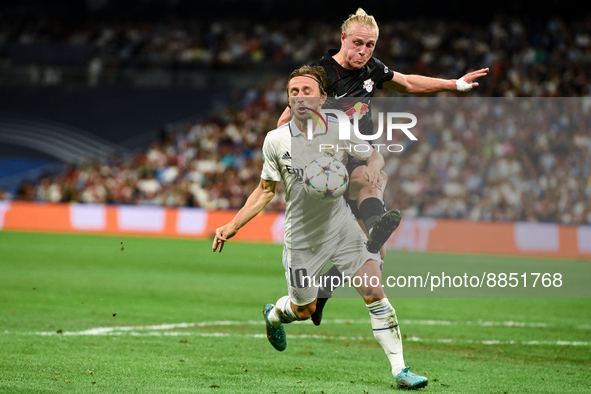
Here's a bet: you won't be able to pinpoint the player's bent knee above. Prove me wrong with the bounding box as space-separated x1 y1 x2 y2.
289 297 316 321
294 304 315 320
379 171 388 188
350 166 370 186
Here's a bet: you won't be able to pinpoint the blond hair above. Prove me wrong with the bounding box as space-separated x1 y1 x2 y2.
341 8 379 38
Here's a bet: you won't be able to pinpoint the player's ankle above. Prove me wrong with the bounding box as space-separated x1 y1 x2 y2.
268 295 297 327
359 198 385 233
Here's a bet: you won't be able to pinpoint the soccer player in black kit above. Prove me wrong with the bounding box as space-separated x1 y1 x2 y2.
277 8 488 330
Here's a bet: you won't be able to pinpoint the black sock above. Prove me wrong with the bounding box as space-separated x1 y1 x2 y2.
359 197 385 234
320 265 347 293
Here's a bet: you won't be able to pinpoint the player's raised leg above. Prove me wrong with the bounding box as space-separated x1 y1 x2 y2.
349 166 401 254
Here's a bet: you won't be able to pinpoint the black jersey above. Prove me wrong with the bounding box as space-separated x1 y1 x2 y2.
311 49 394 136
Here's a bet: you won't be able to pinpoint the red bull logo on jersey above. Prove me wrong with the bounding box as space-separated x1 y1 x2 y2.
345 103 370 119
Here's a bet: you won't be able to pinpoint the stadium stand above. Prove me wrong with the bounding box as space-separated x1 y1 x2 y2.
1 13 590 94
1 10 590 224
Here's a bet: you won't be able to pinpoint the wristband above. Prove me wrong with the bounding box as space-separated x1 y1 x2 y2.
456 77 473 92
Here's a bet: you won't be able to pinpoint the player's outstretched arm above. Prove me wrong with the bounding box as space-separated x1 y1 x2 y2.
382 68 489 94
277 106 291 128
212 178 277 252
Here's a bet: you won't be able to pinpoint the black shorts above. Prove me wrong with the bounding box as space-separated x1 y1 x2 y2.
345 158 366 220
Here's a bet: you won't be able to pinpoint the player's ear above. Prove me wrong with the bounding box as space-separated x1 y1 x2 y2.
341 31 346 44
319 93 327 106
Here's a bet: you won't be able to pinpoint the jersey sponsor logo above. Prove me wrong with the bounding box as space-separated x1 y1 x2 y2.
363 78 374 93
281 151 292 160
335 92 348 99
285 165 304 182
345 102 370 119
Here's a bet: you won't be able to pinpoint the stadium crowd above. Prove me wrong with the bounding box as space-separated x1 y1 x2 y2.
3 14 591 225
1 14 591 96
10 86 591 225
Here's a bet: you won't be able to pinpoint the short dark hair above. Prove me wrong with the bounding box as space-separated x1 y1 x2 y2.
287 65 330 97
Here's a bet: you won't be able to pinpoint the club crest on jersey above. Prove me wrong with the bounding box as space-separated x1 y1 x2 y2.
324 149 335 158
363 78 374 93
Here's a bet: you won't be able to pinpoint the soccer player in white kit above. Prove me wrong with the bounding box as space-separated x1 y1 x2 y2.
212 65 428 389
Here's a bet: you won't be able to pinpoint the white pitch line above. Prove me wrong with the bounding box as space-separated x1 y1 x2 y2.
19 318 554 337
9 329 590 346
3 318 588 346
472 321 549 328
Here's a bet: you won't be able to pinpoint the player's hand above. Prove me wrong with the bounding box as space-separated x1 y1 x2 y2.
363 165 382 190
212 224 237 253
458 68 489 89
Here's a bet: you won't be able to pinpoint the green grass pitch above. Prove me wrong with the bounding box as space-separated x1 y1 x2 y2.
1 231 590 393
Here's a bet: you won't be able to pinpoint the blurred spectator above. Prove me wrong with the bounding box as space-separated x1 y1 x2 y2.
3 13 590 224
15 86 590 225
0 14 589 95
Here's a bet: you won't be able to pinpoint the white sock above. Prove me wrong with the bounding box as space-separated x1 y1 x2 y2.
367 298 406 376
267 295 297 328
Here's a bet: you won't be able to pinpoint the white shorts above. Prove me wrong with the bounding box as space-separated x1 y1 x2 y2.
283 224 382 306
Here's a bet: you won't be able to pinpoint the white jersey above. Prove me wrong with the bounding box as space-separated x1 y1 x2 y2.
261 116 373 248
